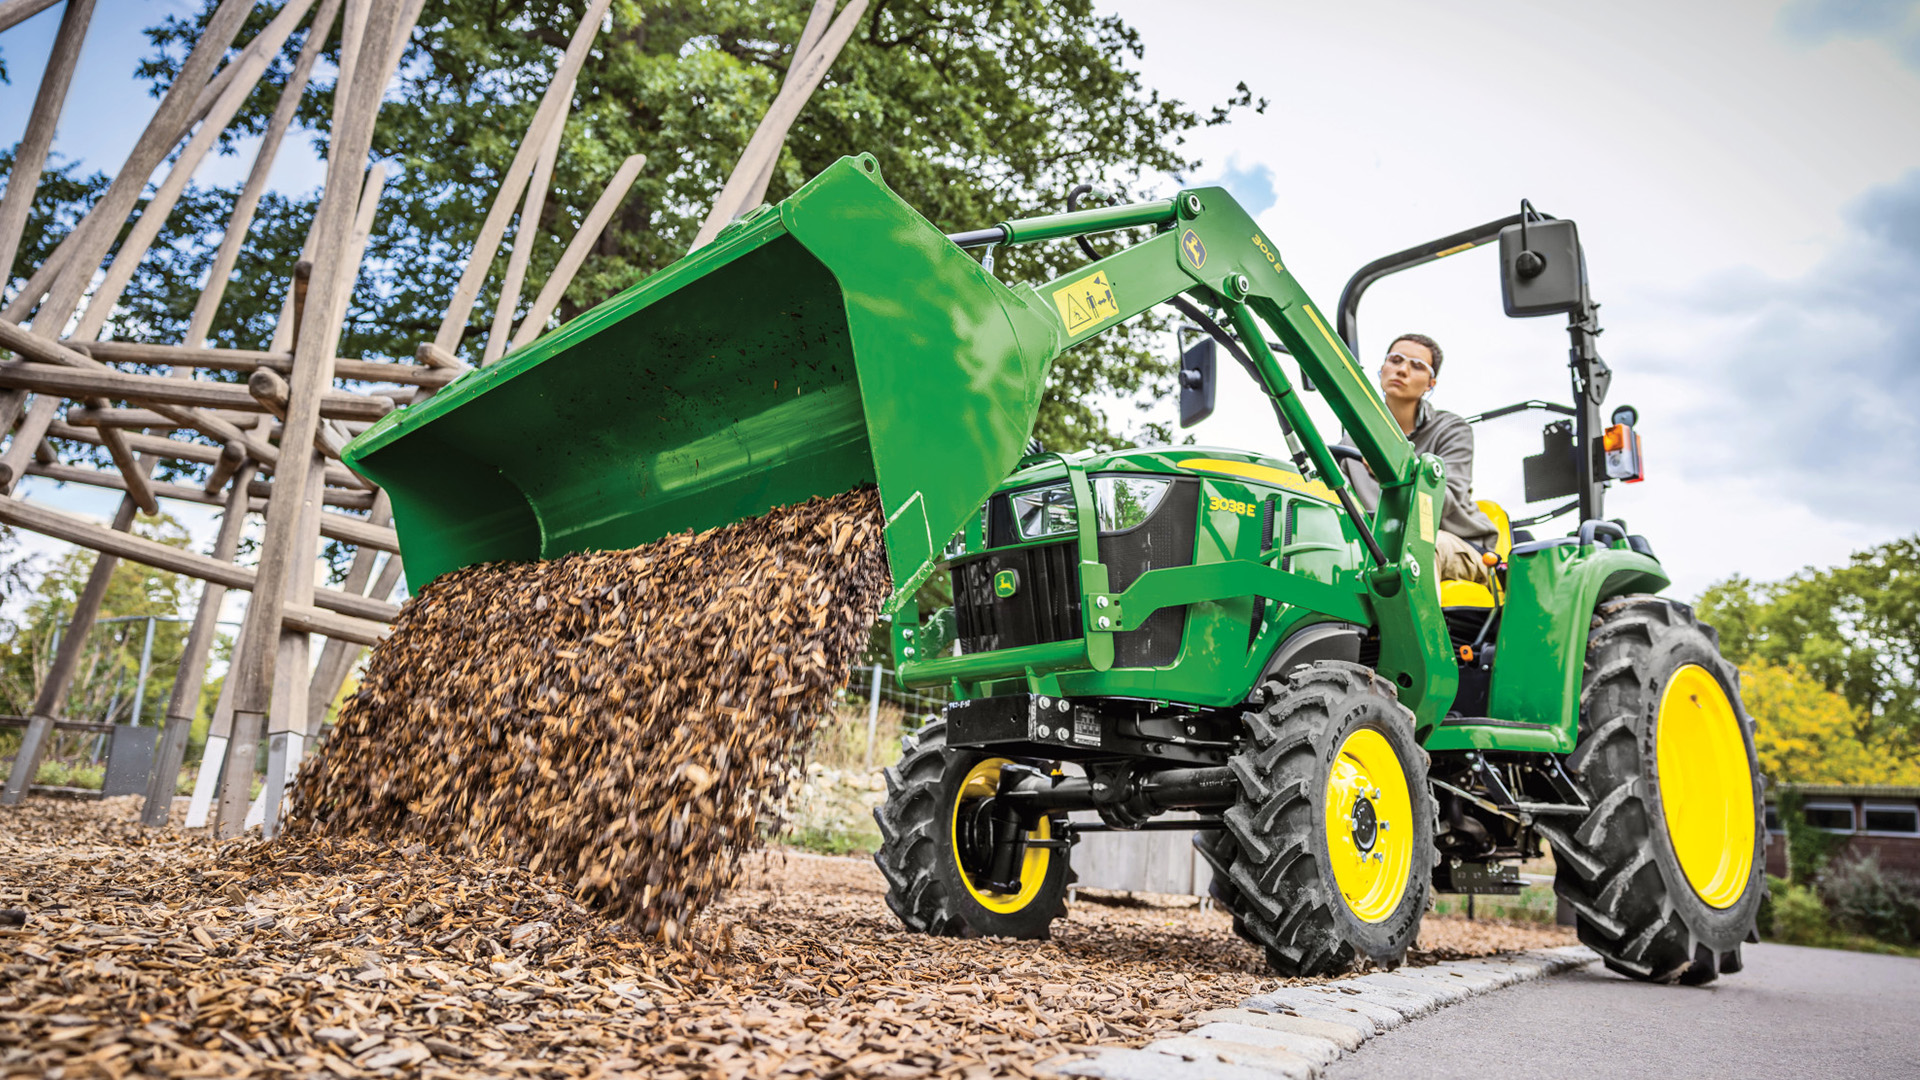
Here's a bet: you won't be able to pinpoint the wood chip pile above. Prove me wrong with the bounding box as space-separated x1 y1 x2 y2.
288 489 890 941
2 797 1575 1079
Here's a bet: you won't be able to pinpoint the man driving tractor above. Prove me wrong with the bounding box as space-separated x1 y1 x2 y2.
1339 332 1498 585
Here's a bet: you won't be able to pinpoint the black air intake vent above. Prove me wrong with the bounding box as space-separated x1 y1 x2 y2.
951 541 1080 654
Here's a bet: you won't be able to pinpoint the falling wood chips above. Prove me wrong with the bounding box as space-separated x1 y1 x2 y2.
0 797 1575 1079
287 488 893 941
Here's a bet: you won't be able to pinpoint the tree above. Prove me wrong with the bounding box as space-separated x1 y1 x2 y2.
126 0 1262 451
0 513 197 726
1741 660 1920 785
1699 536 1920 757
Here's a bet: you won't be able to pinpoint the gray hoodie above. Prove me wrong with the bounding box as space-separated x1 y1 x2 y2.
1338 398 1499 548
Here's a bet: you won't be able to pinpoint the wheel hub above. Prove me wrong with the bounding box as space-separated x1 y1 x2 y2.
1350 794 1378 852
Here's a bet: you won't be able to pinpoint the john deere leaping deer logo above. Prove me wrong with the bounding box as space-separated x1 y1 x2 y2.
1181 229 1208 269
992 569 1020 598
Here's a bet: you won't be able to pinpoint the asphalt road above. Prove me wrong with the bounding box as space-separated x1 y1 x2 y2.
1321 943 1920 1080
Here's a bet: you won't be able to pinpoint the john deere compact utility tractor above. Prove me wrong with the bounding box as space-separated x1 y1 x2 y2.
345 154 1765 985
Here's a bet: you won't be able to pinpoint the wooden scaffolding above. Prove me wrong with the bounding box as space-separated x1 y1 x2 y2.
0 0 868 838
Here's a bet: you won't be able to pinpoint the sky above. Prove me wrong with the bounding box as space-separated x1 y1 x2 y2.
2 0 1919 615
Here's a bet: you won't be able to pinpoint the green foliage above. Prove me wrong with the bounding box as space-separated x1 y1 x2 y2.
1699 536 1920 756
0 514 196 726
1820 854 1920 947
129 0 1261 451
1767 879 1833 943
1777 788 1849 884
1744 660 1920 784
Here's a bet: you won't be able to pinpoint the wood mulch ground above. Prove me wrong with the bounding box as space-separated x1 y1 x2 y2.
2 796 1573 1079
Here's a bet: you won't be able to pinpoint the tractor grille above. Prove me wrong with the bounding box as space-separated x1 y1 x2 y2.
1099 477 1199 668
951 541 1080 654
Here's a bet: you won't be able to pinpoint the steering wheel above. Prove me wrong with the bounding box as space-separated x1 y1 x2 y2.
1328 444 1364 464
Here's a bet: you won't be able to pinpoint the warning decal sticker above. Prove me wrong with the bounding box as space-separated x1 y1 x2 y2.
1418 491 1436 543
1051 271 1121 336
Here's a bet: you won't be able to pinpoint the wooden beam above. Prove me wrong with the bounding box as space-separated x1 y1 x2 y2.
23 460 219 507
68 0 322 345
0 319 281 469
185 0 344 350
0 0 62 34
47 421 225 466
79 340 456 388
692 1 867 249
513 153 646 350
414 341 469 371
9 0 253 336
227 0 416 840
0 0 94 305
245 478 375 510
430 0 611 356
283 603 389 647
142 459 255 826
0 493 401 623
484 78 572 364
62 406 266 432
0 360 395 420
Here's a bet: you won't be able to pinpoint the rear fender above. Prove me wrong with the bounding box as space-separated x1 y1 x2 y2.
1476 540 1670 751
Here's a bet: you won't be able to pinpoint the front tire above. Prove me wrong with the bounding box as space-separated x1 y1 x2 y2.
1543 596 1765 985
1224 662 1434 976
873 720 1071 939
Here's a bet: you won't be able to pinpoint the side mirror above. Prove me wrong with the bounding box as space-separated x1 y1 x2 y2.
1179 335 1216 428
1499 217 1585 317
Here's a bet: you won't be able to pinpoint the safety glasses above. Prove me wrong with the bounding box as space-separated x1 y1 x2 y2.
1381 351 1435 378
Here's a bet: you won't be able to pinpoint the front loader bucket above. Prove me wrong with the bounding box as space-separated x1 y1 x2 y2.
344 155 1063 603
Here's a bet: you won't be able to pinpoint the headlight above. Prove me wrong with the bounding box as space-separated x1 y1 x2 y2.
1094 475 1171 533
1008 482 1076 540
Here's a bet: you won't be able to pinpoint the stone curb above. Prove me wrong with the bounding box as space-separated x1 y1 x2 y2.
1046 945 1598 1080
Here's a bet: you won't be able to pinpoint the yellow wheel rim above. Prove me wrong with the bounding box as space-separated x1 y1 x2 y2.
950 758 1054 914
1655 665 1756 909
1324 728 1415 923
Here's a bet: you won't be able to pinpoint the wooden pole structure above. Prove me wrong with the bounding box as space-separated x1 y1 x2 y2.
430 0 611 358
184 633 242 829
0 0 95 298
216 0 410 839
305 490 398 734
5 0 253 332
482 81 571 364
744 0 835 208
0 0 63 34
186 0 343 350
0 0 255 500
67 0 321 344
690 0 867 250
510 153 646 350
261 450 327 838
139 460 255 826
0 466 153 806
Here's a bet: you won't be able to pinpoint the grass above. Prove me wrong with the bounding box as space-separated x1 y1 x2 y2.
1430 884 1560 923
0 757 107 790
784 821 882 857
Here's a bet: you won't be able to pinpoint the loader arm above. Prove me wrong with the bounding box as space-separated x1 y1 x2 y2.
957 191 1456 727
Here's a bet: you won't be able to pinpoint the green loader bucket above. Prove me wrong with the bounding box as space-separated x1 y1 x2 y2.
344 155 1064 604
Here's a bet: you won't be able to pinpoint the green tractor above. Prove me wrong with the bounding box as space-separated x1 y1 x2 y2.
345 154 1765 984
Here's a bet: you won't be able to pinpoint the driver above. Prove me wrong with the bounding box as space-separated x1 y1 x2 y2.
1337 333 1498 585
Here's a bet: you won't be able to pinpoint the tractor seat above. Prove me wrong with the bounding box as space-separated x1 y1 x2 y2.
1437 500 1512 609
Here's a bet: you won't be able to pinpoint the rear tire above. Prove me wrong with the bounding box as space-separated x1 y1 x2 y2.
873 720 1071 939
1224 662 1434 976
1542 596 1765 985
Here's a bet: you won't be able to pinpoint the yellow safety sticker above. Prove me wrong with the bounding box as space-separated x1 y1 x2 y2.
1052 271 1121 336
1418 492 1435 543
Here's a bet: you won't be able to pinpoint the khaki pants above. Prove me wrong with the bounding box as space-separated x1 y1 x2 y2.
1435 530 1492 585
